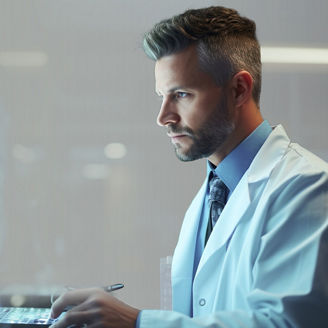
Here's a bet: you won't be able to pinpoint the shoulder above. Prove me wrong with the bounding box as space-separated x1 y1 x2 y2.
252 124 328 188
248 125 328 225
271 138 328 193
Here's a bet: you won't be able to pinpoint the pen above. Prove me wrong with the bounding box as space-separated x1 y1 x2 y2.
66 283 124 293
103 283 124 292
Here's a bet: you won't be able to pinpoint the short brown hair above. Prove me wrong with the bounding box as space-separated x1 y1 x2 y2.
143 6 262 105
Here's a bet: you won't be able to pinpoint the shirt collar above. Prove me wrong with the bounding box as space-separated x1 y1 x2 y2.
207 120 272 193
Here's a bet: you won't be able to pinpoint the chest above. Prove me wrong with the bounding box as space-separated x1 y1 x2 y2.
191 185 271 316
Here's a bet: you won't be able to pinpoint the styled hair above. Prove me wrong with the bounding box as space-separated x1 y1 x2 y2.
143 6 262 105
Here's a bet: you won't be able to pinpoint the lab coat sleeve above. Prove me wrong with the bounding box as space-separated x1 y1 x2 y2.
138 309 257 328
138 172 328 328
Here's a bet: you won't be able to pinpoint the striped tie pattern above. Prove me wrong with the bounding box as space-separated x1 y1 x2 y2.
205 174 228 245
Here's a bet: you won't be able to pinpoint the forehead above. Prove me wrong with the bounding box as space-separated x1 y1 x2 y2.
155 45 216 93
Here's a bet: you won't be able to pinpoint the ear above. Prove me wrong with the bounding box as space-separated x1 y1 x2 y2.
230 70 253 108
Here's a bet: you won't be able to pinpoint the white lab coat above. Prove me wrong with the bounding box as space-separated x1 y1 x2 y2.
139 125 328 327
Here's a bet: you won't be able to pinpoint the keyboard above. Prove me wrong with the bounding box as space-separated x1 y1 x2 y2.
0 307 58 325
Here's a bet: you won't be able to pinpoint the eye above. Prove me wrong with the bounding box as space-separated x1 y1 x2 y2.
175 91 189 99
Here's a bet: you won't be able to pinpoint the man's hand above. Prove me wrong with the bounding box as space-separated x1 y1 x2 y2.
50 287 140 328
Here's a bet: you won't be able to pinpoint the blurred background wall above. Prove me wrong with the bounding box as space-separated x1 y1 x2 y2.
0 0 327 309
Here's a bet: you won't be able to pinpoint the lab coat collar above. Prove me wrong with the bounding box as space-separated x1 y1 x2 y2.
247 124 290 186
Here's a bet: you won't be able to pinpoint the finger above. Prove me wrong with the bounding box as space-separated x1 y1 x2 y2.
50 308 97 328
52 292 115 328
51 288 101 318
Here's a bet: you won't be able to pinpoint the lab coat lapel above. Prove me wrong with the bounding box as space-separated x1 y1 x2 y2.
171 179 207 315
196 173 251 274
195 125 291 279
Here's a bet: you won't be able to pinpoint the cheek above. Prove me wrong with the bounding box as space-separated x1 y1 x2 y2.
180 92 223 128
187 101 217 126
182 107 207 129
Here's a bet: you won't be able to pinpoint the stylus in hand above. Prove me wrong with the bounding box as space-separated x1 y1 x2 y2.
102 283 124 293
51 283 124 305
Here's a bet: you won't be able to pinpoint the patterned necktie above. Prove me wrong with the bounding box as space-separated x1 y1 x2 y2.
205 174 228 246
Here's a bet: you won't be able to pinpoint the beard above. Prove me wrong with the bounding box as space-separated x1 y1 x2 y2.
168 95 235 162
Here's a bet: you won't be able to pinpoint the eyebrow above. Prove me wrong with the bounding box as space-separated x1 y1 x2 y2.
156 86 186 96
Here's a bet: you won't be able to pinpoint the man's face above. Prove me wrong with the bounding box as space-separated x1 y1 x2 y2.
155 45 235 164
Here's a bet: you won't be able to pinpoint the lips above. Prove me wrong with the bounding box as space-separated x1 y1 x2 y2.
168 133 186 138
168 134 189 144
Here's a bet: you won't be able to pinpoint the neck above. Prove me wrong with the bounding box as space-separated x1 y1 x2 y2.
208 102 264 166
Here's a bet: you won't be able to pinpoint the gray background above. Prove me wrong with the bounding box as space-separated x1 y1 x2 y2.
0 0 327 309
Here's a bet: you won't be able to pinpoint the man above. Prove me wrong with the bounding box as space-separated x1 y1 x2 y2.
50 6 328 328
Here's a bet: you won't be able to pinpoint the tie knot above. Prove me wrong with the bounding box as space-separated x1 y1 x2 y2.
208 175 228 205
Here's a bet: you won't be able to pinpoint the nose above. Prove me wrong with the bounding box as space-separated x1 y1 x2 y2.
156 98 180 127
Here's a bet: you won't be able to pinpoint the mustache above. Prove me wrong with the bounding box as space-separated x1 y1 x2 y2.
167 124 195 137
